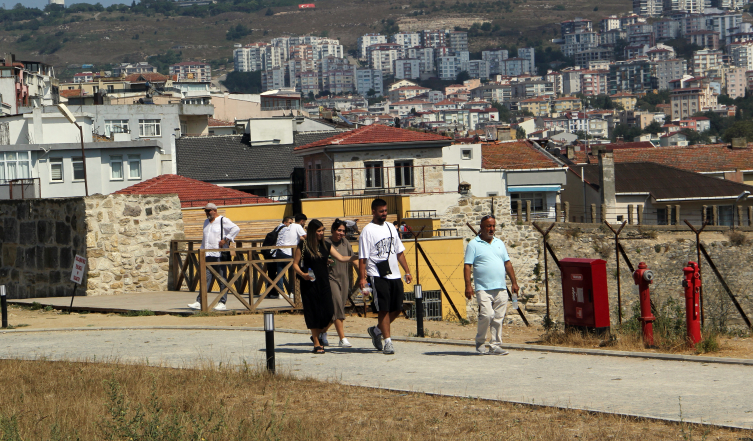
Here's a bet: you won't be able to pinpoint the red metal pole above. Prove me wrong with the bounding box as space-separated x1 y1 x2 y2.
633 262 655 347
683 261 702 346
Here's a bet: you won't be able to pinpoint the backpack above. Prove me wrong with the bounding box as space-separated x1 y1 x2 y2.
262 225 285 259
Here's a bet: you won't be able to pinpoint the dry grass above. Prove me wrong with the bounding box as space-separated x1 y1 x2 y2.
0 359 748 440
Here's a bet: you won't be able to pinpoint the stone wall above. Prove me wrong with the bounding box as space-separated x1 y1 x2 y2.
0 198 87 298
0 194 184 299
440 195 543 321
85 194 184 296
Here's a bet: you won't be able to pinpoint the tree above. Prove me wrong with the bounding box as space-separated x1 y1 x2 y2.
722 121 753 142
221 71 262 94
611 123 642 142
367 88 376 97
679 128 711 145
265 7 274 15
455 71 470 83
643 120 663 136
516 127 526 139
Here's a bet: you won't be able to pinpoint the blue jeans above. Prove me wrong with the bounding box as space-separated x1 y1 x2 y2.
274 260 290 297
196 256 227 304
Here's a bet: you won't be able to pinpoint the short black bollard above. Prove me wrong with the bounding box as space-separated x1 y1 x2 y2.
1 285 7 329
264 312 275 373
414 284 424 338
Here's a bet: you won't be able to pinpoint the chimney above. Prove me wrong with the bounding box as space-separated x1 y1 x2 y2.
566 145 575 159
599 151 616 209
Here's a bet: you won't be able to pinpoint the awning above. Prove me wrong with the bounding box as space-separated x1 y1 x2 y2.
507 185 561 193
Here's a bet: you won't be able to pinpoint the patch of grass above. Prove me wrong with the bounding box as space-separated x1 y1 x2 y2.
639 228 658 239
191 311 222 317
44 305 54 312
4 324 30 329
562 227 580 240
696 333 720 354
29 302 44 311
120 310 155 317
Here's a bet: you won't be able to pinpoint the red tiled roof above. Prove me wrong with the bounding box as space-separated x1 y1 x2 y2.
482 140 563 170
294 124 449 151
571 144 753 173
115 174 274 208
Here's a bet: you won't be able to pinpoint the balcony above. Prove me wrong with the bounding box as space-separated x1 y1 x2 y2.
179 103 214 116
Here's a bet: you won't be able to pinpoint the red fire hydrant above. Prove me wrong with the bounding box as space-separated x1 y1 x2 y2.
633 262 655 346
682 261 702 346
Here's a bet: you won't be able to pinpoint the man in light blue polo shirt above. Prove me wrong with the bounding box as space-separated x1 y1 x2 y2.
464 214 520 355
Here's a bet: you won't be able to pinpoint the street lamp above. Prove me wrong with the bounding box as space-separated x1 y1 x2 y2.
734 190 750 229
57 103 89 196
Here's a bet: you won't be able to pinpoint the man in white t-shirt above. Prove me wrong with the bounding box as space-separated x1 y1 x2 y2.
273 213 307 298
359 199 412 355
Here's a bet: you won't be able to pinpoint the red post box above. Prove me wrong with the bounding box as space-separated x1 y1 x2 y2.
560 258 610 332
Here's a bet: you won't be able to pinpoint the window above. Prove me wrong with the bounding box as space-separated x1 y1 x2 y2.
128 155 141 179
50 158 63 182
510 192 545 213
461 149 472 160
105 120 129 137
72 157 85 181
395 160 413 187
2 152 31 183
110 155 123 180
364 161 383 189
139 119 161 137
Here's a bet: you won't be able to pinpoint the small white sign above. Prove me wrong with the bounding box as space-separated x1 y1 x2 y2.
70 255 87 285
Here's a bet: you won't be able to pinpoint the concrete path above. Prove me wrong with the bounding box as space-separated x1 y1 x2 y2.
1 328 751 429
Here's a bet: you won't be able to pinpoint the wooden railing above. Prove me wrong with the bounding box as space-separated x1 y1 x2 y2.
170 239 301 312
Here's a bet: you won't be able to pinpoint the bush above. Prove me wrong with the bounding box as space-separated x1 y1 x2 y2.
727 231 748 246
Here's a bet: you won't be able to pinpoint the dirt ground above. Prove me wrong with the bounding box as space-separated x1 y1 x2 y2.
6 305 753 359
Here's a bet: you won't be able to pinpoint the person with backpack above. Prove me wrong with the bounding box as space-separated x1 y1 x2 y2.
273 213 307 298
263 216 292 297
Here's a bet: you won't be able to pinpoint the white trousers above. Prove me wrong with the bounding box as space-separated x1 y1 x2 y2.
475 289 508 350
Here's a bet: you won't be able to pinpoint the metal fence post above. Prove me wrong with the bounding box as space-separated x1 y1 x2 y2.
414 284 424 338
264 312 275 373
1 286 7 328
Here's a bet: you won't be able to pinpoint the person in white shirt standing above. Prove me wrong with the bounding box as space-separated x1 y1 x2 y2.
272 213 307 299
359 199 412 355
188 203 240 311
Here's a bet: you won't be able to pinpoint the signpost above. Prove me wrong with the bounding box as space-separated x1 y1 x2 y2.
69 255 87 313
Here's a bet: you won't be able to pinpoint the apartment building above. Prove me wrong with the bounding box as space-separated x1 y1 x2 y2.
421 30 447 48
406 47 435 73
519 96 551 116
354 68 383 96
561 31 599 57
448 31 469 54
391 32 421 50
600 16 621 32
511 81 555 98
553 96 583 113
394 59 421 80
654 19 681 41
518 47 536 72
693 49 723 76
369 43 402 74
579 70 609 96
357 33 387 59
561 18 593 37
687 30 720 50
470 84 512 102
725 67 746 98
262 68 286 91
169 62 211 82
482 49 509 75
468 60 490 80
632 0 661 16
670 79 718 120
112 62 157 77
655 58 688 90
608 60 657 94
321 69 355 94
233 43 267 72
730 41 753 70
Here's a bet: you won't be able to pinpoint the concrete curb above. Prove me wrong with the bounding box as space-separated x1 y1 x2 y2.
2 325 752 367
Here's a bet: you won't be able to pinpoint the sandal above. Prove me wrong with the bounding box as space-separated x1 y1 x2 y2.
312 346 325 354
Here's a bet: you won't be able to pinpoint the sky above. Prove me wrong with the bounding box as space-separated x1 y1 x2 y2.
19 0 130 9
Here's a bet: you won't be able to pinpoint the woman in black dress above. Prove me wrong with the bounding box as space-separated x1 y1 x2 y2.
293 219 358 354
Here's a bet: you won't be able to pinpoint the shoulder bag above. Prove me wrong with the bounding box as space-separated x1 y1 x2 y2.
374 223 394 277
220 217 232 262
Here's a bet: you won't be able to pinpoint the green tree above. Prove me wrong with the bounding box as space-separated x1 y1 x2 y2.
643 120 663 136
679 128 711 145
265 7 274 15
722 121 753 142
516 127 526 139
221 71 262 94
367 88 376 97
611 124 642 142
455 71 470 83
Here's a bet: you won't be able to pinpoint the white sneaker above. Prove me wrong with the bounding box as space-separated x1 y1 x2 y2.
214 303 227 311
476 346 490 355
490 346 509 356
383 340 395 355
187 302 201 310
319 332 330 346
339 338 352 348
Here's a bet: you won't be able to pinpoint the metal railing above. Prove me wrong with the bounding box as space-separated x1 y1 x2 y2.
0 178 41 200
406 209 438 218
182 196 278 208
304 164 460 198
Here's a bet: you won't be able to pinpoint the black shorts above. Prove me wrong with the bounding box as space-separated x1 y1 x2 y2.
369 276 404 313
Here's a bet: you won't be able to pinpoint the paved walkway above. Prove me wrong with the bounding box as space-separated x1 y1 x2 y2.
1 327 751 429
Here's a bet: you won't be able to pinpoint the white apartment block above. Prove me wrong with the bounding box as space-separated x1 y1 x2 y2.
726 67 746 98
633 0 662 16
313 40 344 60
729 42 753 70
394 59 421 80
518 48 536 73
600 16 621 32
561 32 599 57
358 34 387 59
262 68 286 91
391 32 421 50
655 58 688 90
233 43 267 72
501 58 532 76
663 0 704 14
354 68 383 96
448 31 469 54
406 47 435 73
693 49 723 76
437 56 460 80
482 50 509 75
369 45 401 74
705 12 742 40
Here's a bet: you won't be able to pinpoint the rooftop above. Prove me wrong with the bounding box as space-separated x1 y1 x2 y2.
294 124 449 151
115 174 274 208
482 140 564 170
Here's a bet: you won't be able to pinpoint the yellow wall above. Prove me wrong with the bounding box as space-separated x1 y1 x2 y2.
403 218 441 236
352 237 467 320
302 198 345 218
184 202 292 221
